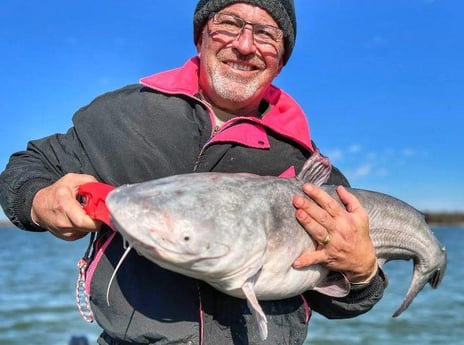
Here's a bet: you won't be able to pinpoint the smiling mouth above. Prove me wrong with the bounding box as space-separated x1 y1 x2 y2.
226 61 258 72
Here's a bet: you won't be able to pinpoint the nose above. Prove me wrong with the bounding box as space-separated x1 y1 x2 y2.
231 25 257 55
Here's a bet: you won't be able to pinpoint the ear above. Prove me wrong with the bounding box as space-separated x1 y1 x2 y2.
272 59 284 78
275 44 286 75
276 61 283 75
196 30 204 56
276 52 284 74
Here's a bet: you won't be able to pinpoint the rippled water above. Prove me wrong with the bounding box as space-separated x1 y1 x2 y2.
0 228 101 344
0 226 461 344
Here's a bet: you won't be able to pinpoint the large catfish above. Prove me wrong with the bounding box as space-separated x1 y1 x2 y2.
105 151 447 340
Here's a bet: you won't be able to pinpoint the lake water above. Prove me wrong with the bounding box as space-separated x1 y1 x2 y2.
0 226 462 345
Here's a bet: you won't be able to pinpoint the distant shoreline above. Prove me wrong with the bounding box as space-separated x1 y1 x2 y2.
1 212 464 229
423 212 464 226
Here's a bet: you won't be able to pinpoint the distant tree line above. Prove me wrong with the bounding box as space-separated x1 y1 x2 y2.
424 212 464 225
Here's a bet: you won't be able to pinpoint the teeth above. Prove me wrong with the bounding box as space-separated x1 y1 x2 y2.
227 62 254 71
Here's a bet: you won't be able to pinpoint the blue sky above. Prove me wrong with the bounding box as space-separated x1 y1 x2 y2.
0 0 463 221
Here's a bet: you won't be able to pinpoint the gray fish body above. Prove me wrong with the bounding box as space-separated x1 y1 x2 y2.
106 154 446 339
109 174 325 298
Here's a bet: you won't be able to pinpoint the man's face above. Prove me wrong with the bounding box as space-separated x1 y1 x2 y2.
196 3 285 115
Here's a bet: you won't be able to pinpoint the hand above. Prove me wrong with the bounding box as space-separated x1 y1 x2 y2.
31 173 102 241
292 183 378 284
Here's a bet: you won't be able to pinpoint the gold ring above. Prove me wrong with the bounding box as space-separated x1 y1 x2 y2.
320 233 331 246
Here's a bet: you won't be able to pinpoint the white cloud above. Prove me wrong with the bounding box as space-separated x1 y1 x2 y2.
353 163 372 177
366 152 377 160
348 144 362 154
402 148 416 157
371 35 388 47
376 168 389 177
325 148 343 161
325 145 429 181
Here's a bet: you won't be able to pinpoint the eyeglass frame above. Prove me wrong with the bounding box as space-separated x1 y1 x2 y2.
208 12 284 48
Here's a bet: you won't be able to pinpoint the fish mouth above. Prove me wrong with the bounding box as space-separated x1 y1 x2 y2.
123 232 231 263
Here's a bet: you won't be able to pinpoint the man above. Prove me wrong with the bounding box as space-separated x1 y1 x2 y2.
0 1 386 344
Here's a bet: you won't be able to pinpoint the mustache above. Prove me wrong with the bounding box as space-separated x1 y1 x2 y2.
217 49 266 69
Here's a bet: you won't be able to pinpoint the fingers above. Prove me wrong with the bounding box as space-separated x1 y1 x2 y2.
293 247 327 268
336 185 365 215
292 183 342 245
292 184 338 269
31 173 101 240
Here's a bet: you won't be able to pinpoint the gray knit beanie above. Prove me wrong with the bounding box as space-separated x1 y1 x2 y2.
193 0 297 65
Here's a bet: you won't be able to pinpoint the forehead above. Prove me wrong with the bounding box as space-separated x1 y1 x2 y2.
219 3 279 27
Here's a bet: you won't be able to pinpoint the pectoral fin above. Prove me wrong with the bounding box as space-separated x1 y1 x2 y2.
241 277 268 341
313 271 351 297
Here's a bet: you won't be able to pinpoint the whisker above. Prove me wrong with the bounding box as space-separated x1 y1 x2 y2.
106 244 133 306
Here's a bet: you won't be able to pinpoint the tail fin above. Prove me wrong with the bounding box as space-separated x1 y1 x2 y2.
429 246 447 289
429 268 444 289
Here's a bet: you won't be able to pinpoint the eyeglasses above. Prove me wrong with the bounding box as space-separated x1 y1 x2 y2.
209 12 283 47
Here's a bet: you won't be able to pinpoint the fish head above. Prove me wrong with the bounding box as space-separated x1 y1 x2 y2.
106 181 233 273
105 174 268 279
134 215 229 262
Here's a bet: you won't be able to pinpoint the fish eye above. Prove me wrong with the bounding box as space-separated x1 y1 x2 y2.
183 236 190 241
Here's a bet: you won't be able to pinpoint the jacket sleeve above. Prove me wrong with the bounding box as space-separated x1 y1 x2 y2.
0 128 96 231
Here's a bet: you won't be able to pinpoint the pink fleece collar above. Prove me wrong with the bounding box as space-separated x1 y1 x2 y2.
140 57 314 152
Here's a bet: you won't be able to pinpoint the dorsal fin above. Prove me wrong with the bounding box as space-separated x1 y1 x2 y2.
296 149 332 185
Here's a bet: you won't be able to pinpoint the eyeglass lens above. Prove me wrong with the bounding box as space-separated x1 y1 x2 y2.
212 13 283 45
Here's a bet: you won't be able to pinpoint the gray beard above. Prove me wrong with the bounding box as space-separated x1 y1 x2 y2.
210 68 261 104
